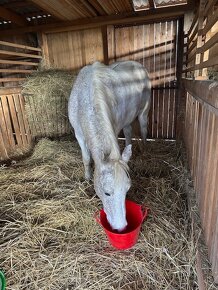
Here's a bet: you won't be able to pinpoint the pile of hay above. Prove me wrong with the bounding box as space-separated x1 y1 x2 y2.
0 138 216 290
22 69 77 138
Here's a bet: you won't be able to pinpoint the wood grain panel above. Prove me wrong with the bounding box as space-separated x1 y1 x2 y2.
0 90 32 160
107 20 179 139
183 85 218 283
45 28 104 70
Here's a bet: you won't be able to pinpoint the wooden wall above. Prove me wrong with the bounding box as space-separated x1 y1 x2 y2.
0 35 40 88
107 20 180 139
184 0 218 79
183 79 218 283
40 20 182 140
0 87 31 160
41 27 104 69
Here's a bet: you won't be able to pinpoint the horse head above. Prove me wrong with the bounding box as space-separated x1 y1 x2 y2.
94 145 132 231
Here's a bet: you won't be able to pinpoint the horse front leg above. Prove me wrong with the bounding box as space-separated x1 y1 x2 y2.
75 133 92 181
123 125 132 146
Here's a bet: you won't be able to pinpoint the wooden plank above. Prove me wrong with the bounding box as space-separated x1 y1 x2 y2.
0 127 8 160
0 99 10 152
0 6 187 36
188 25 198 45
153 89 158 138
198 32 218 54
203 115 216 242
107 25 115 64
29 0 93 20
0 87 21 95
175 18 184 138
19 94 32 144
183 79 218 110
0 59 39 66
187 10 198 36
7 94 23 147
168 89 175 139
156 22 162 137
202 7 218 36
13 93 28 146
204 0 217 17
0 6 27 26
209 166 218 280
148 0 155 8
0 50 42 59
187 38 197 54
194 0 207 78
0 95 16 149
0 78 25 83
102 26 109 65
38 32 50 66
0 40 41 52
147 88 153 138
200 110 211 228
0 69 35 74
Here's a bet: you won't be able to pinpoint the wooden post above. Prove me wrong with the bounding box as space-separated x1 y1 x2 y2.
194 0 207 78
37 32 50 68
175 17 185 138
101 25 109 65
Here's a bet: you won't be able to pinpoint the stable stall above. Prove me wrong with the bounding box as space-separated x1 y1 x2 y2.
0 0 218 289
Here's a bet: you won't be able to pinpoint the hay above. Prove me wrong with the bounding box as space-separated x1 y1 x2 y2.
0 138 216 290
22 69 77 138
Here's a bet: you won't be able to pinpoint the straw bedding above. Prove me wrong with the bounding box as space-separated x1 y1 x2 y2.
0 138 216 290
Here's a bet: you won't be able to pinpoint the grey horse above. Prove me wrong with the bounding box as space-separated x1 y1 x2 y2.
68 61 151 231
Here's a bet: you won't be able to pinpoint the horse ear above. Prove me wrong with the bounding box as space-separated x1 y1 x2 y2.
121 144 132 163
103 151 110 162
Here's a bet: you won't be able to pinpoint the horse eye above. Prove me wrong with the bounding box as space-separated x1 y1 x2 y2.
105 192 111 196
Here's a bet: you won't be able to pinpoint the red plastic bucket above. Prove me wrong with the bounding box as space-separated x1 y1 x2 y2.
95 199 149 250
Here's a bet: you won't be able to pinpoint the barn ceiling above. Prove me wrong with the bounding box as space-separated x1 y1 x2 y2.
132 0 187 10
0 0 194 34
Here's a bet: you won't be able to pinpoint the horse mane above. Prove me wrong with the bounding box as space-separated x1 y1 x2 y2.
114 159 130 192
92 62 120 161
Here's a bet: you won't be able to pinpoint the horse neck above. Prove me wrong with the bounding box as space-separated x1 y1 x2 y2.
91 69 120 162
92 111 120 162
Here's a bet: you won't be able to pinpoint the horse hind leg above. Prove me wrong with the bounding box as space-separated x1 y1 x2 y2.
123 125 132 146
75 133 92 180
138 106 150 143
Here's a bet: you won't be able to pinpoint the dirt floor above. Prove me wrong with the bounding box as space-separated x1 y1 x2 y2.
0 138 216 290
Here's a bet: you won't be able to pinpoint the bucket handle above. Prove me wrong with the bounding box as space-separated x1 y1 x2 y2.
94 211 101 225
141 206 149 221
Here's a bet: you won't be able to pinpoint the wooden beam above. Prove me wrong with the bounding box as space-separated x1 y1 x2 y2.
28 0 93 20
204 0 217 17
175 17 185 138
3 1 29 9
0 59 39 66
86 0 107 15
197 32 218 53
0 77 25 82
0 40 41 52
0 87 21 95
0 69 35 73
0 50 42 59
0 6 27 26
183 78 218 112
202 7 218 36
0 5 190 36
184 55 218 72
148 0 155 9
101 26 109 65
